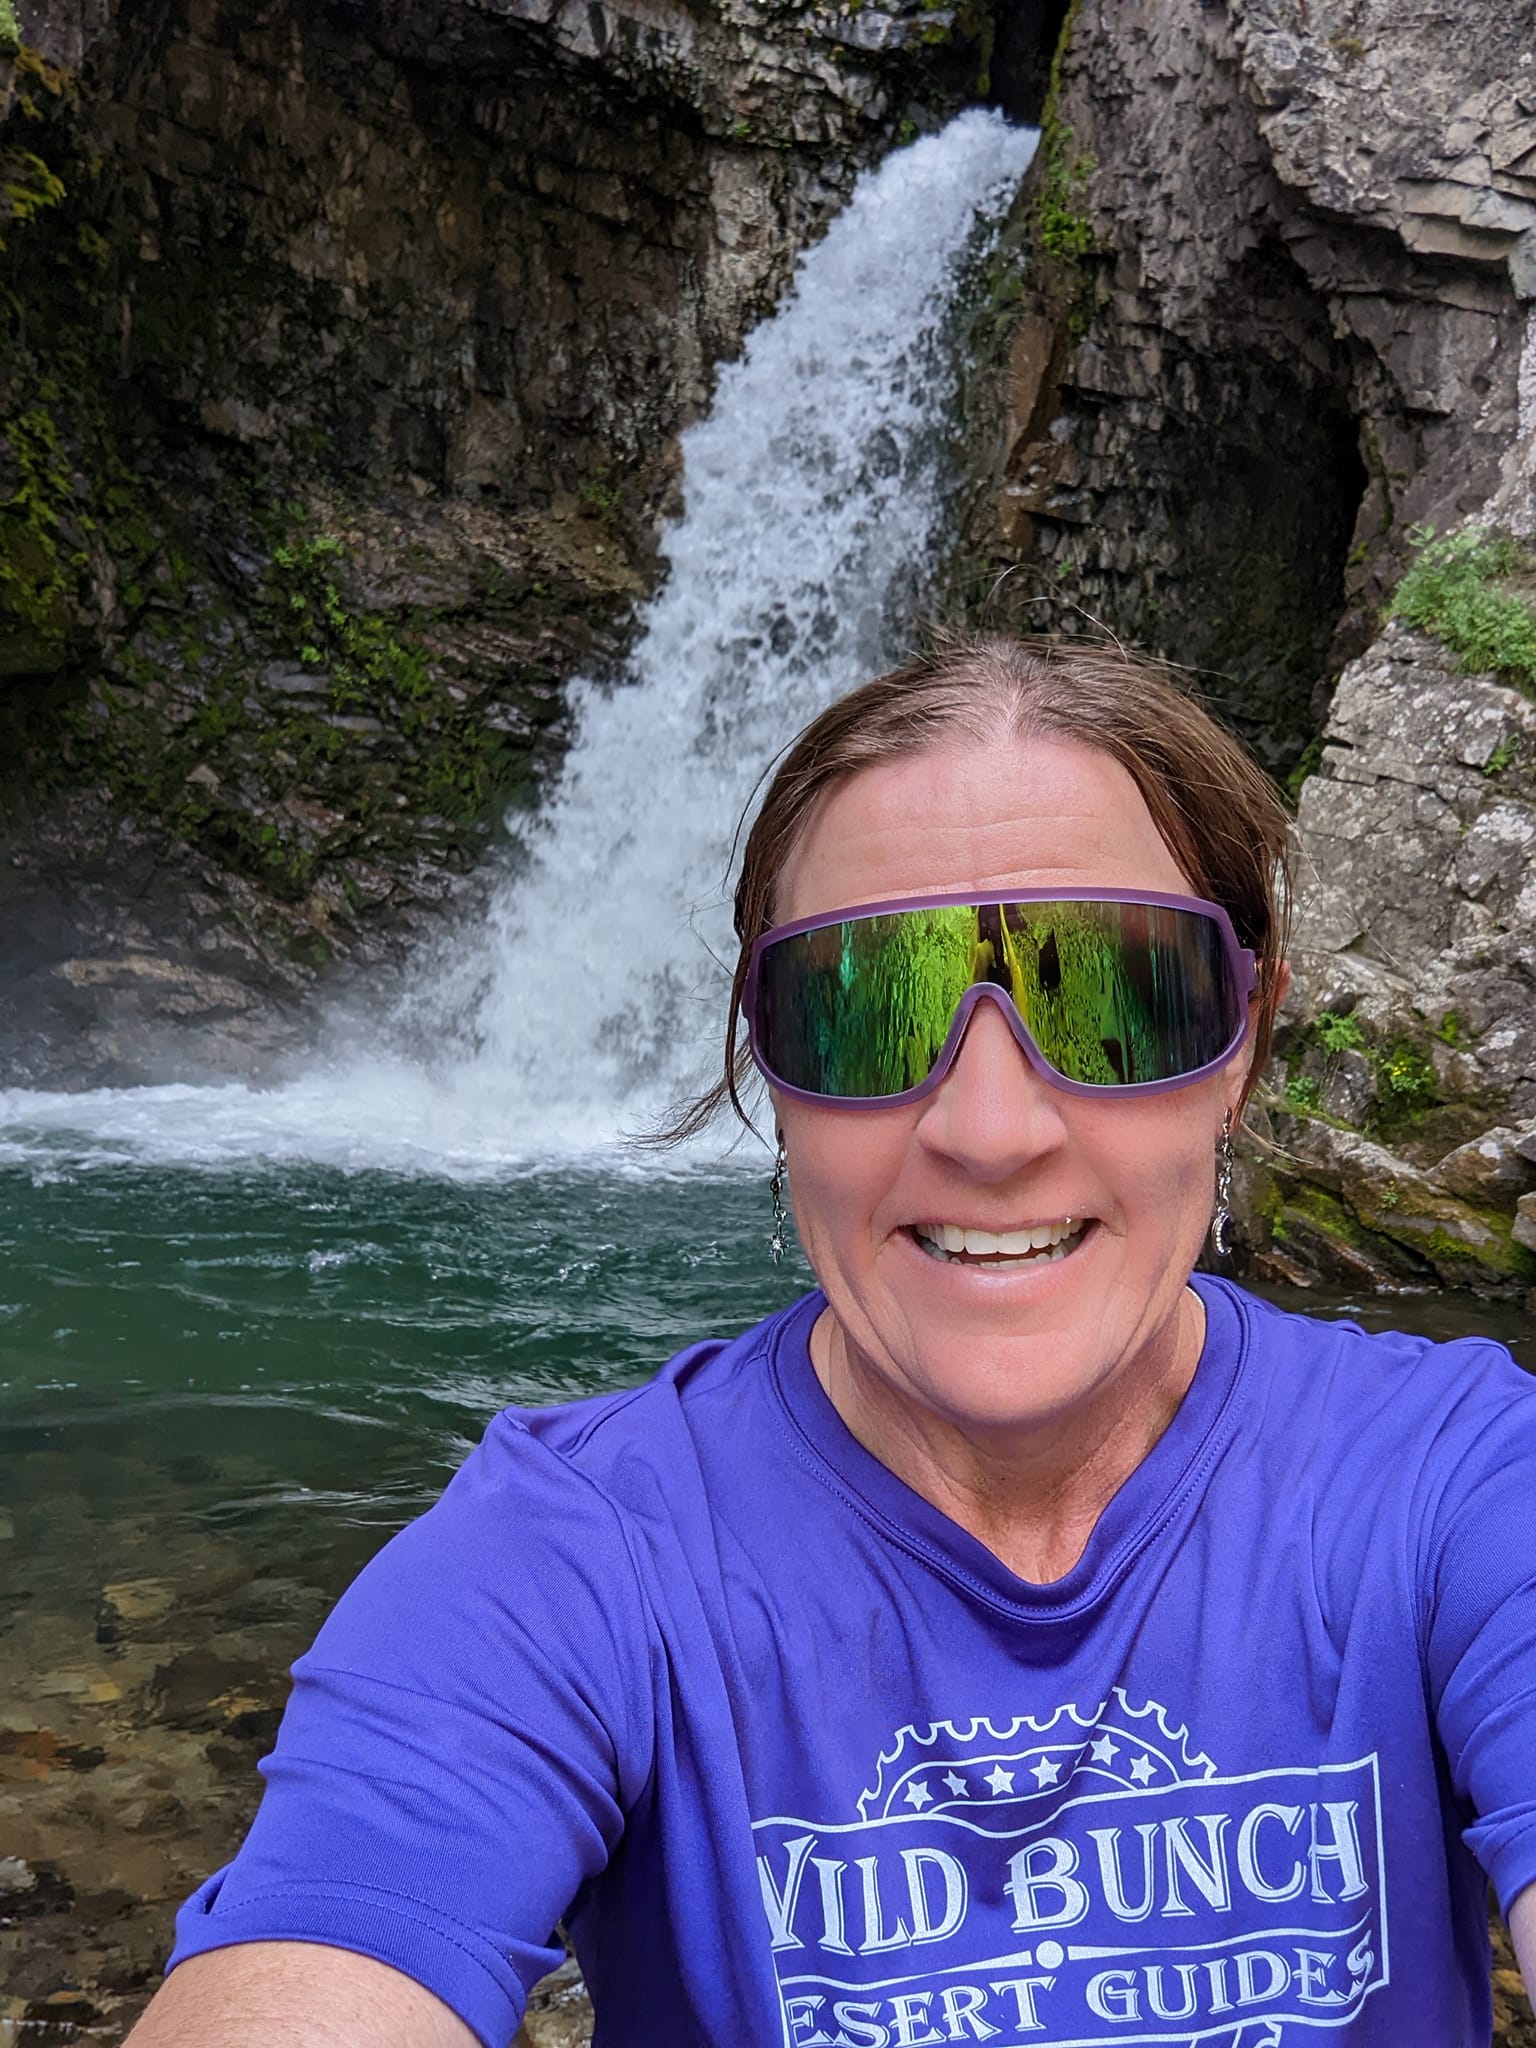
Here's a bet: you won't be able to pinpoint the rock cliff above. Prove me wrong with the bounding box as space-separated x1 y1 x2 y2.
963 0 1536 1298
0 0 1020 1084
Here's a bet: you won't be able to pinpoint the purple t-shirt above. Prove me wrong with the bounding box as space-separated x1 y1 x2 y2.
170 1277 1536 2046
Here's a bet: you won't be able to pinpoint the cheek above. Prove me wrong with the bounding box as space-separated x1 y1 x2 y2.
1079 1100 1219 1219
778 1105 914 1255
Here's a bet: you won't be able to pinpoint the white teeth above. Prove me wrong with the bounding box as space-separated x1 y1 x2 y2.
914 1219 1084 1265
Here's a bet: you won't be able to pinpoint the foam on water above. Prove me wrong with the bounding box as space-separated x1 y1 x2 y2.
0 112 1038 1178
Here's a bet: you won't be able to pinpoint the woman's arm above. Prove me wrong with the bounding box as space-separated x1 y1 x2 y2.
1511 1889 1536 1996
124 1944 479 2048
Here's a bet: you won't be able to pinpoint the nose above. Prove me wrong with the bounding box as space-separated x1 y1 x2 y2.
913 990 1072 1181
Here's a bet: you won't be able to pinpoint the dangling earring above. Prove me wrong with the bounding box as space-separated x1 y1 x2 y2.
769 1136 788 1265
1210 1109 1235 1257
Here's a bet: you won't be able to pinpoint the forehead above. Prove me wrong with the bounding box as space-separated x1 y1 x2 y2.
776 735 1192 922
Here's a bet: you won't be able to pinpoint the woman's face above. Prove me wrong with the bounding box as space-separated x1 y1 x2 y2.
772 734 1256 1442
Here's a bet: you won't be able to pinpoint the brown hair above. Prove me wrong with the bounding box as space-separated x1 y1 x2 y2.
662 632 1294 1141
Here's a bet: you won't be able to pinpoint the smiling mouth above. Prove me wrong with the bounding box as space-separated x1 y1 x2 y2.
909 1219 1090 1268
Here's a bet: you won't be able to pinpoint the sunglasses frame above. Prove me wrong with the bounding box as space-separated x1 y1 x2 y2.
743 887 1259 1107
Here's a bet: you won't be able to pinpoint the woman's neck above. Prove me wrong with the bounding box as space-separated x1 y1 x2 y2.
809 1287 1206 1586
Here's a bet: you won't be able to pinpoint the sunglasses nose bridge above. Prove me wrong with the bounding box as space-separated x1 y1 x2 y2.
930 981 1056 1093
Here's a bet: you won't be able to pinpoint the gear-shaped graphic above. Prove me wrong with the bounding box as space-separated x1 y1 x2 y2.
856 1688 1217 1830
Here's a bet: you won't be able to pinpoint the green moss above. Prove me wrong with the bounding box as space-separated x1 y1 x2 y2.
1271 1181 1378 1260
0 1 21 52
0 145 66 247
1028 0 1099 336
1416 1216 1536 1282
1034 0 1093 260
265 522 433 710
1386 524 1536 696
1269 1174 1536 1289
0 49 74 254
0 403 77 660
1433 1011 1464 1047
1283 734 1324 805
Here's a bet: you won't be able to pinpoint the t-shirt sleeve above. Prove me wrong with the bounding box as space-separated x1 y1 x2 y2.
167 1411 658 2048
1420 1345 1536 1916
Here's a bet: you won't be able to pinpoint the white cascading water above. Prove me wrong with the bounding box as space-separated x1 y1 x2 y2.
0 111 1038 1176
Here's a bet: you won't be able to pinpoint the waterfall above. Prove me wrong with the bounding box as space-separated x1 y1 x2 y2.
0 111 1038 1176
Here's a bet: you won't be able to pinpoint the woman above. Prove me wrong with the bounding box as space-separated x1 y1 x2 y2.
130 636 1536 2046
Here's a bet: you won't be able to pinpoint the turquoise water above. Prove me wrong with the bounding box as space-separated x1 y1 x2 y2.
0 1160 1531 2036
1 1163 811 1574
3 1160 1531 1599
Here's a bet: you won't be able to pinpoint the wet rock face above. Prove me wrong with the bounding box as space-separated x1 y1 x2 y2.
1243 624 1536 1295
0 0 1001 1083
964 0 1531 763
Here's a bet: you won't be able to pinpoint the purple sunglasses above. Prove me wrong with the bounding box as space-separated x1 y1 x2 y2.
742 888 1258 1106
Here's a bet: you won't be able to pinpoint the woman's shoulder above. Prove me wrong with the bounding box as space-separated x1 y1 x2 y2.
470 1288 819 1494
1201 1272 1536 1476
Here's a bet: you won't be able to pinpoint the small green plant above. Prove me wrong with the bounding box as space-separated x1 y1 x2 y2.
577 468 622 526
1483 733 1520 776
1374 1037 1437 1111
0 146 66 249
0 404 74 639
1433 1011 1464 1047
1314 1010 1366 1056
0 0 20 53
1387 525 1536 694
1030 0 1097 333
1328 33 1366 60
1036 137 1097 259
1285 1071 1322 1112
267 525 432 707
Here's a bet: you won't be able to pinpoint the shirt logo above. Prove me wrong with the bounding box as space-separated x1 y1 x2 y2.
751 1693 1387 2046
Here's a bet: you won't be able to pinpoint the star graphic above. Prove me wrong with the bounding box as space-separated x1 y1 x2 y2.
903 1780 933 1811
1030 1755 1062 1787
1089 1734 1120 1765
1128 1753 1156 1784
942 1771 968 1798
984 1763 1016 1796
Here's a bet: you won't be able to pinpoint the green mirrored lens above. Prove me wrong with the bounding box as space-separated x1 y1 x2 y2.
999 901 1232 1086
754 899 1237 1098
757 906 980 1096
